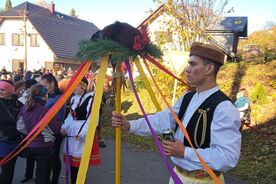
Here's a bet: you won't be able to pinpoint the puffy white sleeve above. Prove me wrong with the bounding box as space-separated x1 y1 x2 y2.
129 95 185 136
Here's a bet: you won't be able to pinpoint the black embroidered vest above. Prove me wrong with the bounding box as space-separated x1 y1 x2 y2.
74 95 92 120
175 90 231 149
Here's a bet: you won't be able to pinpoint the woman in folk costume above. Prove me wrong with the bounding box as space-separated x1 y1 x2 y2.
61 77 101 184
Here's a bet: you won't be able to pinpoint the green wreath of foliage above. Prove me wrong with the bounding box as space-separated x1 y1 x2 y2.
77 39 163 64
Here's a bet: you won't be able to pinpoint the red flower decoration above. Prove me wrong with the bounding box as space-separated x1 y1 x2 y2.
196 171 204 178
133 35 144 50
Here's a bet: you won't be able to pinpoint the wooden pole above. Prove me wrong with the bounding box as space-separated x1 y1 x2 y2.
115 62 122 184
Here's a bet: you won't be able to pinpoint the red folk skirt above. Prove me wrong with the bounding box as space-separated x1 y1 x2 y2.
64 136 101 167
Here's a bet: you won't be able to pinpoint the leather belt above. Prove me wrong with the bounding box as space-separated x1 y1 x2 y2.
175 165 221 179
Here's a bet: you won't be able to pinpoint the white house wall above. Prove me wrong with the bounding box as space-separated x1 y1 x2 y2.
0 19 54 72
145 12 189 75
147 12 181 52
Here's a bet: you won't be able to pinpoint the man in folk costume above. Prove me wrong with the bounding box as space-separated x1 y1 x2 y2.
112 42 241 183
61 77 101 184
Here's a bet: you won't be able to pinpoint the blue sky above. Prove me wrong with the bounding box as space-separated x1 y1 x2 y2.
2 0 276 34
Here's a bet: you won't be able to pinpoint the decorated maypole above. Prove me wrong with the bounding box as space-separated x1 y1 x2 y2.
77 21 163 183
76 21 221 184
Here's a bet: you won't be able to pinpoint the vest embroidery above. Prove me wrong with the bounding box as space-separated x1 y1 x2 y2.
194 108 210 148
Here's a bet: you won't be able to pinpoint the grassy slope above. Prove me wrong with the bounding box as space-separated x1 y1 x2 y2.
217 60 276 183
100 60 276 183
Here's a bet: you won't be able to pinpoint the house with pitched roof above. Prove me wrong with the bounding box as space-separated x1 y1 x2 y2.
206 16 248 59
138 4 248 61
0 2 98 73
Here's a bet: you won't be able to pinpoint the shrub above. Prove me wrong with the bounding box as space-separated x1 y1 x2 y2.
250 83 267 104
265 52 276 61
128 76 145 90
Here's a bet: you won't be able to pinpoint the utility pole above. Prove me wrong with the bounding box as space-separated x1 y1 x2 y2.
23 10 28 71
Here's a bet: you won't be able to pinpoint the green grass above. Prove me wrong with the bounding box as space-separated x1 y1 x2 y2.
100 60 276 184
229 123 276 184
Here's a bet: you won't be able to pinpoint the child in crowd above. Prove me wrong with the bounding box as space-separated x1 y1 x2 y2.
235 88 251 130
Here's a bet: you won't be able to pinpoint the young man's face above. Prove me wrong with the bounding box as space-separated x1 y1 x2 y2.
185 56 207 86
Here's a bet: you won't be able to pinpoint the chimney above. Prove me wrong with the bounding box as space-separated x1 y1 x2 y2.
50 3 55 14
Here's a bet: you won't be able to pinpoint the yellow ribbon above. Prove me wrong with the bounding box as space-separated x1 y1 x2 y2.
134 59 162 112
115 62 122 184
76 58 108 184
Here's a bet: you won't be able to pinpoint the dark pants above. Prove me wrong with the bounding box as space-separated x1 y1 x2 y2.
70 165 79 184
0 156 17 184
24 155 35 178
51 134 63 184
29 147 55 184
96 123 103 140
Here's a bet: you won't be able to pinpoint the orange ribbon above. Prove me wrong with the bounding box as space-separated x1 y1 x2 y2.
0 61 91 166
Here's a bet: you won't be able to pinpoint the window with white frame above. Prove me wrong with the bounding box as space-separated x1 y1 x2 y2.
0 33 5 45
30 34 39 47
12 33 24 46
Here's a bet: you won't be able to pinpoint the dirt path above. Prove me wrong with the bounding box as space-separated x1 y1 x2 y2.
12 139 249 184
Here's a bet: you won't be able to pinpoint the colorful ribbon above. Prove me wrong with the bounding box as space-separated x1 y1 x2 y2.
0 61 91 166
143 58 221 184
134 59 162 112
125 60 182 184
76 58 108 184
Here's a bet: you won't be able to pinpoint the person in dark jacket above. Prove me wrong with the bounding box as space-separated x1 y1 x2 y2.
17 84 61 184
40 73 66 184
0 80 23 184
18 79 38 183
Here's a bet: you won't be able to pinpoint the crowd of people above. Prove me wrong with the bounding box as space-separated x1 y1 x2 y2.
0 66 107 184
